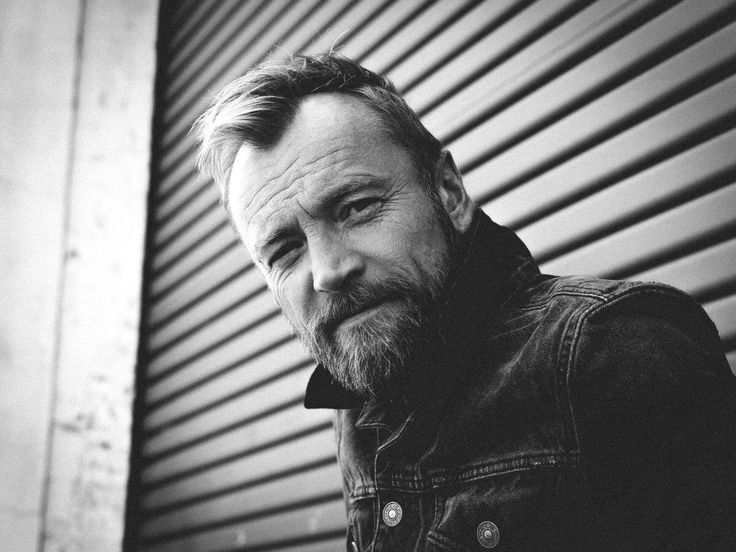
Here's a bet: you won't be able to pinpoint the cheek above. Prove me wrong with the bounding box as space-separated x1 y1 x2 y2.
378 214 446 273
271 270 313 324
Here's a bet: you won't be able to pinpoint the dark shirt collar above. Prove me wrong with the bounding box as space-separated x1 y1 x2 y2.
304 209 540 410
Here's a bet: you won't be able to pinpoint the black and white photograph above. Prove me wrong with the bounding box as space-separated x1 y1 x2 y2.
2 1 736 551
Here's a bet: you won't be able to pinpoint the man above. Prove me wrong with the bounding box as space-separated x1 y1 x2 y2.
194 53 736 551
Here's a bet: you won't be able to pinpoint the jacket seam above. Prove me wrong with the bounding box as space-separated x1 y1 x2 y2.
349 451 580 496
563 299 605 452
563 282 692 492
504 289 610 312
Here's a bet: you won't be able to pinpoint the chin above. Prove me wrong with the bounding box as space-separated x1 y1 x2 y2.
327 312 418 395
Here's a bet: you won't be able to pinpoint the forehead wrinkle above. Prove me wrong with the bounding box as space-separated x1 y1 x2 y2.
240 153 299 220
244 179 303 242
298 143 345 173
242 135 346 218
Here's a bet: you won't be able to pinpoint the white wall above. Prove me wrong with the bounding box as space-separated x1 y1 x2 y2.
0 1 157 550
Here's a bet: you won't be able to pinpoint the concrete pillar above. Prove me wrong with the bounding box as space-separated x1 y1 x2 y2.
0 1 83 549
0 1 157 550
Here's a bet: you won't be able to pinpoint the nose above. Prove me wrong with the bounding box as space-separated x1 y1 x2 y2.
310 235 364 293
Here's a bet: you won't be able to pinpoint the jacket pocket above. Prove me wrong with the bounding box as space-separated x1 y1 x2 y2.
348 496 376 552
426 465 575 552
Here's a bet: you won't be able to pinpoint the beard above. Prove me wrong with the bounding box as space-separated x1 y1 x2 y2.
298 272 447 398
283 202 460 399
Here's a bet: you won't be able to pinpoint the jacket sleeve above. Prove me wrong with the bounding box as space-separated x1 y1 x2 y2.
570 284 736 551
333 410 355 552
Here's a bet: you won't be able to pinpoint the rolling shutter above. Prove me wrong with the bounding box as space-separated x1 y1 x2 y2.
127 1 736 550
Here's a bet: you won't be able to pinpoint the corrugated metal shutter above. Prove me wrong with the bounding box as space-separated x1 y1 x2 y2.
127 1 736 550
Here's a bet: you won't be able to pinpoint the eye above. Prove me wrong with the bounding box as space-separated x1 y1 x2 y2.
345 197 381 219
268 240 302 267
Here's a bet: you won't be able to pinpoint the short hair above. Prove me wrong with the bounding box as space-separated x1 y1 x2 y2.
193 52 443 211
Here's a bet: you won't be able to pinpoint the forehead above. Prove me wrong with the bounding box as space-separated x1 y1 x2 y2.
228 93 414 245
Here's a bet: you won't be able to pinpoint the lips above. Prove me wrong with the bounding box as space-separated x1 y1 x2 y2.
340 302 384 327
313 282 411 338
327 301 381 332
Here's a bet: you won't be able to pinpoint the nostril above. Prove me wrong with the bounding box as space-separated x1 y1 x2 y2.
312 250 364 293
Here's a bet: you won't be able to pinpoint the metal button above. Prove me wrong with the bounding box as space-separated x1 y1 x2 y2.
476 521 500 548
382 501 402 527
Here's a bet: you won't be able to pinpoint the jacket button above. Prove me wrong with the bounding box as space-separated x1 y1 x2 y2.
382 501 402 527
477 521 500 548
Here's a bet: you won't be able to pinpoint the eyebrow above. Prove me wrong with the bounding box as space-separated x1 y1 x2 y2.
311 174 386 209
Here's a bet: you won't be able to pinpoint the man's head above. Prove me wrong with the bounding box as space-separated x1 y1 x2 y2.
194 53 475 399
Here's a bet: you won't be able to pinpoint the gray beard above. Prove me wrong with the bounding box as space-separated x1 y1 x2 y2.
288 264 449 399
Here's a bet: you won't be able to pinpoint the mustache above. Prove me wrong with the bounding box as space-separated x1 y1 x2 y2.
308 278 417 336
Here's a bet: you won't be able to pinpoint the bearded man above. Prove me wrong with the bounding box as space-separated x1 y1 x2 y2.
194 53 736 551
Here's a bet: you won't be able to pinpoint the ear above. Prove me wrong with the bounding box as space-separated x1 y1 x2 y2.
434 150 475 233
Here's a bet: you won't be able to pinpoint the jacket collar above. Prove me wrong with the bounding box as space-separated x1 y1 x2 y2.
303 209 540 411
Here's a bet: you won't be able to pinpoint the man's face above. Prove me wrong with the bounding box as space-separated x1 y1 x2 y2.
228 93 470 398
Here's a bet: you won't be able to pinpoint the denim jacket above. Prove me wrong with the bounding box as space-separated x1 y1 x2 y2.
304 211 736 551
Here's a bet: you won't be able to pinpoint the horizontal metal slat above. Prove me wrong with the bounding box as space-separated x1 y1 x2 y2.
703 294 736 346
420 0 647 139
157 157 202 216
145 341 310 433
147 288 276 375
165 1 218 58
359 0 478 75
154 167 200 223
165 0 244 79
141 404 332 484
514 127 736 261
141 462 343 539
150 229 239 297
540 182 736 278
159 0 197 42
157 1 381 205
141 427 336 510
272 0 364 54
159 0 358 186
145 315 293 403
163 0 269 106
475 72 736 227
449 2 736 176
388 0 522 92
154 154 198 213
159 0 291 155
152 205 228 273
630 237 736 300
160 0 345 163
142 499 345 552
300 0 393 54
148 269 263 349
148 247 252 326
143 367 314 457
338 0 430 62
153 182 220 247
726 351 736 374
403 0 588 115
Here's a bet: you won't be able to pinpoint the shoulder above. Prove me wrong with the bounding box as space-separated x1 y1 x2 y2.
563 279 736 455
515 275 732 397
519 276 727 371
492 275 731 385
567 279 729 381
